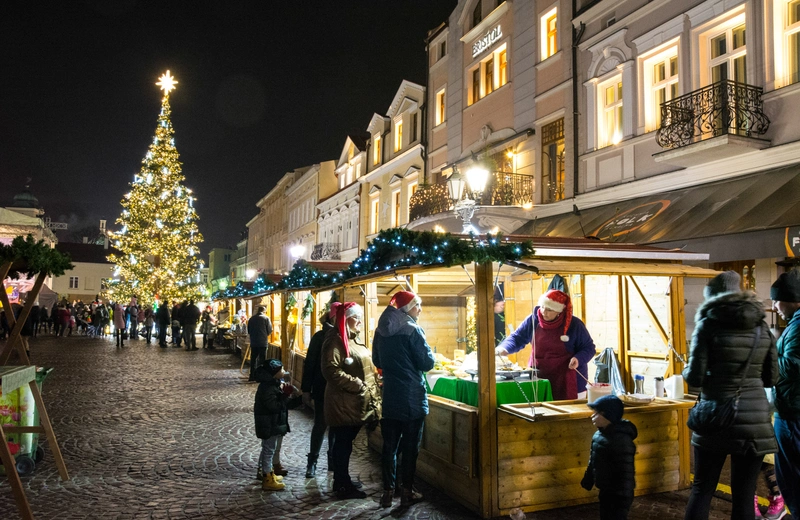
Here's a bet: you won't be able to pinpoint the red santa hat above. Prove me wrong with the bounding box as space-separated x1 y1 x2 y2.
538 289 572 342
390 290 422 314
335 302 362 364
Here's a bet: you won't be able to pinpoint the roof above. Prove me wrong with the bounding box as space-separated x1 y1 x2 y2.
0 207 41 226
55 242 118 264
513 165 800 244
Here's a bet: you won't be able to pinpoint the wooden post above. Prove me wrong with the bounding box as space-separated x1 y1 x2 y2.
280 293 289 367
28 380 69 481
0 272 44 365
0 418 34 520
669 276 692 487
618 275 631 388
474 262 498 518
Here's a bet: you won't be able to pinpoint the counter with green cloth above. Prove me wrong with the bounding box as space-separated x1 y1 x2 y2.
429 376 552 407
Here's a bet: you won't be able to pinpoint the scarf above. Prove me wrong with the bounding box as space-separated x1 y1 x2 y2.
537 307 565 331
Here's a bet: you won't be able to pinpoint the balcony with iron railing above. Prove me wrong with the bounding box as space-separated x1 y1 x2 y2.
310 242 341 261
409 170 534 222
655 80 770 159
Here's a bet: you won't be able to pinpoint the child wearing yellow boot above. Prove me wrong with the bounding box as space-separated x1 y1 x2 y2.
254 359 292 491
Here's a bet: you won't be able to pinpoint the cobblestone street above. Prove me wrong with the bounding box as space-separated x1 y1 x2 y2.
0 333 740 520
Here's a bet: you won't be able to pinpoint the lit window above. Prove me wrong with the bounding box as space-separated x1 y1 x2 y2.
541 7 558 60
392 190 401 227
435 88 446 126
371 197 380 234
775 0 800 86
373 135 382 166
394 120 403 152
710 23 746 84
471 68 481 105
598 78 623 147
484 56 494 95
407 182 418 218
643 47 679 131
541 118 565 203
499 50 508 86
468 44 508 106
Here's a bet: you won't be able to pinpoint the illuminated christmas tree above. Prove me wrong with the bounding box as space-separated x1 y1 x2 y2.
107 71 204 306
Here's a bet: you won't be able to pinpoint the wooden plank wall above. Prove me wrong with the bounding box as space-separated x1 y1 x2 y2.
496 409 683 514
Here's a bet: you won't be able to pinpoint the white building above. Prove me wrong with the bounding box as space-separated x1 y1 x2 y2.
51 243 115 303
286 161 336 262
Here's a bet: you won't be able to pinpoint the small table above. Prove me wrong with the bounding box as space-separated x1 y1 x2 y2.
430 376 553 407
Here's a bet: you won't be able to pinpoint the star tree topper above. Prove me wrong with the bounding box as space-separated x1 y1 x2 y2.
156 70 178 95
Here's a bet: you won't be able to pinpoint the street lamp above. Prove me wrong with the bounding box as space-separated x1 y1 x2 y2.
290 244 306 259
245 269 256 280
447 164 489 234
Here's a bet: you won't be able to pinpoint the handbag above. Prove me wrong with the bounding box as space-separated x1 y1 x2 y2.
687 325 761 435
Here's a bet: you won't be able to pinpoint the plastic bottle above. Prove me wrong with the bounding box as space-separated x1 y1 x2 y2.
654 376 664 397
634 374 645 394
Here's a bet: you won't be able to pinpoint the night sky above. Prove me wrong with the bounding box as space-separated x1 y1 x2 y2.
0 1 457 254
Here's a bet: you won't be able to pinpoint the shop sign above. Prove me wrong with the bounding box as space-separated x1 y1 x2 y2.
784 226 800 257
592 200 670 239
472 25 502 58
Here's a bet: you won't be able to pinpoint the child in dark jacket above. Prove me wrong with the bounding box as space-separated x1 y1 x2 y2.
581 395 638 520
254 359 293 491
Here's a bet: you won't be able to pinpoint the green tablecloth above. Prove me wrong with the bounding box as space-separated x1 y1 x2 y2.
430 377 552 407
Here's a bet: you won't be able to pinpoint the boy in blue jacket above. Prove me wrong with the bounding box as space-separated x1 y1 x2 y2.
581 395 638 520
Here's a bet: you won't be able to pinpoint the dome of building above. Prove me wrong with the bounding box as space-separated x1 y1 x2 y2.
12 186 40 209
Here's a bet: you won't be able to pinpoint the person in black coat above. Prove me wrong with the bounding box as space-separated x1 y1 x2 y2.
247 306 272 381
254 359 291 491
156 303 171 348
682 271 778 520
181 300 201 351
581 395 637 520
301 307 337 478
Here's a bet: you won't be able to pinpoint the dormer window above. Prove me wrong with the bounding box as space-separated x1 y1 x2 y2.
373 135 382 166
472 2 482 29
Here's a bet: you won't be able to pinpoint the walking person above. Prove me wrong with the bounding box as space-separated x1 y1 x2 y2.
182 300 200 351
769 269 800 519
247 306 272 381
113 302 126 347
200 306 215 349
301 303 339 478
683 271 778 520
156 302 170 348
143 307 154 344
321 302 380 499
372 291 435 508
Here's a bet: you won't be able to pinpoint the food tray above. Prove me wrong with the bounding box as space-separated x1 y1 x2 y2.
496 369 537 380
621 393 655 405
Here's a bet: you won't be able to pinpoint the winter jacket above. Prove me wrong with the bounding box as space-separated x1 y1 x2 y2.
372 306 436 421
253 365 290 439
497 308 597 390
775 311 800 420
321 327 380 428
113 304 125 329
301 322 333 401
200 310 215 334
156 304 170 326
181 304 201 326
582 419 638 497
247 313 272 347
682 291 778 456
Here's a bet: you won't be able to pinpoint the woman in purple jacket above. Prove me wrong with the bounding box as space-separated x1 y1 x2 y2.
495 289 596 400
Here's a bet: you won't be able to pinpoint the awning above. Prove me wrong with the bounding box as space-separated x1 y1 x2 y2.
513 165 800 249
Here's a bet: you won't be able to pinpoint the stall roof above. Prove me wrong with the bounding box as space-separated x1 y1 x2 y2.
511 165 800 244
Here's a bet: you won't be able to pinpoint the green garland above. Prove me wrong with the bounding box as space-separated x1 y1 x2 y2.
284 292 297 312
301 293 314 320
212 229 534 300
0 235 73 278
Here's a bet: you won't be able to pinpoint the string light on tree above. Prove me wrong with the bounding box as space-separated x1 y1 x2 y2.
107 70 203 306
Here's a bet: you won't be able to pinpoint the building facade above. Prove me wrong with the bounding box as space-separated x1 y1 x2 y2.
286 161 336 262
52 243 115 302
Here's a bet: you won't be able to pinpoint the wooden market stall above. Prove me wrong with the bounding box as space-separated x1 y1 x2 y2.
304 236 716 518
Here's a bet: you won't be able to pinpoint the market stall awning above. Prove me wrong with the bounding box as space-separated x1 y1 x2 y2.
512 165 800 245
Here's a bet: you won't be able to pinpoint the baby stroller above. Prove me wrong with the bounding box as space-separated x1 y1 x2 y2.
82 320 99 337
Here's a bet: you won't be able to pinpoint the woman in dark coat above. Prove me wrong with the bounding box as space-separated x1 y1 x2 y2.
683 271 778 520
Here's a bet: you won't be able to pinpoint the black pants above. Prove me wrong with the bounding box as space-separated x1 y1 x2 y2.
309 396 334 462
249 345 266 380
381 417 424 492
599 491 633 520
330 424 362 489
115 328 125 347
684 445 763 520
158 324 168 345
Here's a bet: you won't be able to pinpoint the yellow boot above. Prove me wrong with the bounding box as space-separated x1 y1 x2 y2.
262 471 285 491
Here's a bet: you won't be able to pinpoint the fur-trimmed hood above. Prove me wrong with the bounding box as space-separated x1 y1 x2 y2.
695 291 766 331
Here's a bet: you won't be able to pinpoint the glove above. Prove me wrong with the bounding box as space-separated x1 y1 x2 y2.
281 383 294 397
580 472 594 491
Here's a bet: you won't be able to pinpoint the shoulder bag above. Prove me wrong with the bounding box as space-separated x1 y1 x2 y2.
686 325 761 435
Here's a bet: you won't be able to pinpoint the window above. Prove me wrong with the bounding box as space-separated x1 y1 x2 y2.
541 7 558 60
411 113 418 143
472 2 482 28
69 276 79 289
468 44 508 105
643 47 679 131
775 0 800 87
542 118 566 203
373 135 382 166
710 24 746 84
339 170 346 189
599 78 623 147
394 120 403 152
371 196 380 234
440 40 447 60
392 190 401 227
435 88 446 126
407 182 418 215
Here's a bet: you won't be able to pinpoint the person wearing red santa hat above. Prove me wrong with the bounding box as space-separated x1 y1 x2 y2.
373 290 435 507
495 289 597 400
321 302 381 499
